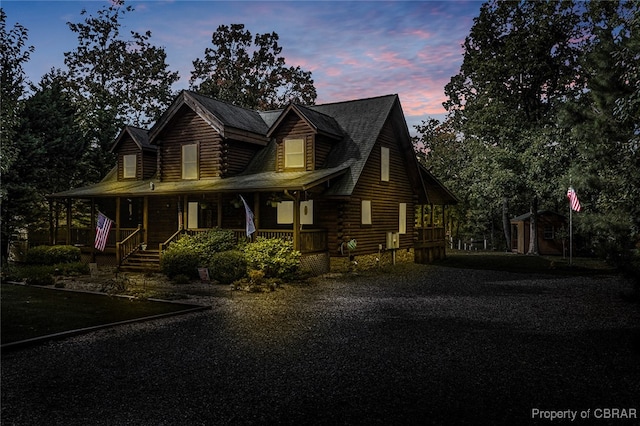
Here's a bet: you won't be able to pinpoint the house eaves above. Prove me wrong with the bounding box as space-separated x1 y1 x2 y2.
48 165 350 199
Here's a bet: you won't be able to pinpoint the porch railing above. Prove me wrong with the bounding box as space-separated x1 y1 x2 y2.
116 226 143 265
415 227 445 243
233 228 328 253
158 228 184 260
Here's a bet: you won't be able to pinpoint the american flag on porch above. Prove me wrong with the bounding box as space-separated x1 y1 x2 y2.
95 212 113 251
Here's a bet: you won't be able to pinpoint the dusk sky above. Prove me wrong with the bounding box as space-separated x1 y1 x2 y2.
3 0 483 130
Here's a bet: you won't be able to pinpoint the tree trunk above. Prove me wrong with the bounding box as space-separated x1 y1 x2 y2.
502 196 511 251
527 196 539 255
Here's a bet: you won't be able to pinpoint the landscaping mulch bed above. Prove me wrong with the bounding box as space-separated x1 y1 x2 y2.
2 264 639 425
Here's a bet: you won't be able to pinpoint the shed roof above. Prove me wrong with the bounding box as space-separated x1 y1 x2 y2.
511 211 566 222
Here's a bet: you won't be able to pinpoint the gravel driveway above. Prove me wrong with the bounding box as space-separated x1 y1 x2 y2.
2 264 639 425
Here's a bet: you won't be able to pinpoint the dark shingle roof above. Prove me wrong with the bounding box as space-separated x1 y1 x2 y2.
185 91 269 135
110 126 154 153
243 94 398 196
310 95 398 196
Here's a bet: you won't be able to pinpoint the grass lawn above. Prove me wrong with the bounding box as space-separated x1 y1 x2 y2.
435 250 616 275
1 284 200 345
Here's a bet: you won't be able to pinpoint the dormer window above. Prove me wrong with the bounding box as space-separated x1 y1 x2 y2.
182 144 198 179
284 139 305 169
123 154 137 179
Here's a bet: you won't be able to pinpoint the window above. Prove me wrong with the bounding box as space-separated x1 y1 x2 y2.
544 226 554 240
187 202 199 229
399 203 407 234
381 147 390 182
182 144 198 179
300 200 313 225
277 201 294 224
123 154 136 179
361 200 372 225
284 139 305 169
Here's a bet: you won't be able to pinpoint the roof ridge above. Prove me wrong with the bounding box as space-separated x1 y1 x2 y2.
311 93 397 108
184 90 262 113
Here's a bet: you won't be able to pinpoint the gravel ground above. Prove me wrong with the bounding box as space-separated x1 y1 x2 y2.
2 264 639 425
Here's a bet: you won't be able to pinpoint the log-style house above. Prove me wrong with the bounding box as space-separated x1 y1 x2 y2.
48 91 457 273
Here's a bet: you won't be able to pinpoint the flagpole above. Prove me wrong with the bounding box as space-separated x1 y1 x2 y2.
569 202 573 266
567 183 581 267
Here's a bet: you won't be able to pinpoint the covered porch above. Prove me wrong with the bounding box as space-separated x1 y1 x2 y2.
46 167 347 269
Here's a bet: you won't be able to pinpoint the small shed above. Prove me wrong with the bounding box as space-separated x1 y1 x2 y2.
510 211 567 255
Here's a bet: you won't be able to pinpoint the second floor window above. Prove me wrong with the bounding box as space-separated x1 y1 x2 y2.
284 139 305 169
381 147 390 182
182 144 198 179
123 154 136 178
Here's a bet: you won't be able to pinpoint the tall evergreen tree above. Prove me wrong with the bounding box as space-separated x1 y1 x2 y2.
1 70 85 258
0 9 34 260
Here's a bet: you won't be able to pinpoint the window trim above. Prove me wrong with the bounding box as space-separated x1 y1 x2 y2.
182 143 198 180
123 154 137 179
284 138 305 169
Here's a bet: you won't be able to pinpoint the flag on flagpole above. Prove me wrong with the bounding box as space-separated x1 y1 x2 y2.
567 187 581 212
95 212 113 251
239 195 256 237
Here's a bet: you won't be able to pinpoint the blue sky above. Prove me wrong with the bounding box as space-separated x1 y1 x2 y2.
3 0 482 130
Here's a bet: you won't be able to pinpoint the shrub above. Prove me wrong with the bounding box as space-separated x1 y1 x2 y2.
53 262 89 276
161 229 237 279
208 250 247 284
243 238 301 279
25 245 81 265
23 265 56 286
160 246 200 279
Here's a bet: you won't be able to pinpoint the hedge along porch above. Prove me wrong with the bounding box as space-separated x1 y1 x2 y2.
48 91 457 274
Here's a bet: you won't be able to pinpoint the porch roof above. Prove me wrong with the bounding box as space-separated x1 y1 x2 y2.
48 165 350 199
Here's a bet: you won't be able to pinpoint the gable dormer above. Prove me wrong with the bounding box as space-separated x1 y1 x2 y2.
110 126 156 181
267 104 343 172
149 91 270 181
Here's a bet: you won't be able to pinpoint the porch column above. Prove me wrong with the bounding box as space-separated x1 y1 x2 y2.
66 198 72 245
293 191 301 251
217 194 222 228
90 199 96 262
143 196 149 243
253 193 260 237
48 199 54 245
115 197 121 243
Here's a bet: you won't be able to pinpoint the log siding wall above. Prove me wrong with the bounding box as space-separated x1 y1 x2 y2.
275 114 315 172
159 108 222 181
117 137 141 180
333 118 416 256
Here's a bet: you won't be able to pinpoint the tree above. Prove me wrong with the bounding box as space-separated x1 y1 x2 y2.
1 70 85 259
0 9 34 176
190 24 317 110
64 0 179 182
0 8 34 260
443 0 583 253
559 1 640 262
